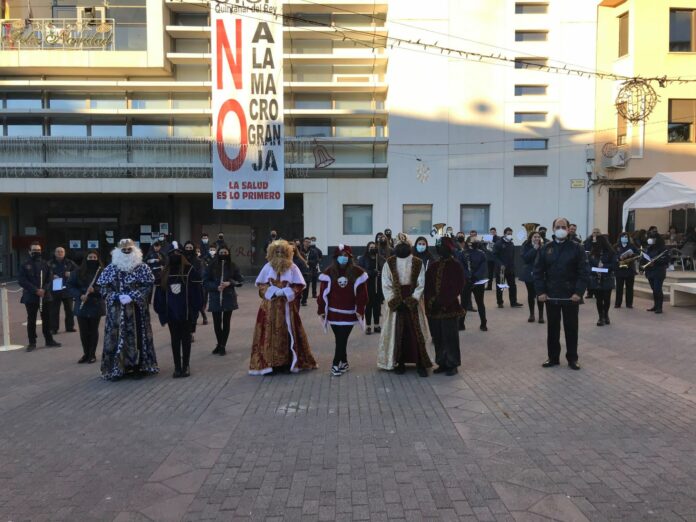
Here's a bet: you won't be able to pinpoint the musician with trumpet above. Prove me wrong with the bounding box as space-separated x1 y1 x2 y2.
205 244 244 356
19 241 61 352
493 227 524 309
67 249 105 364
614 232 638 309
641 228 669 314
587 235 617 326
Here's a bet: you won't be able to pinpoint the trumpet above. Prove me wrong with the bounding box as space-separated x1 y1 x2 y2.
640 249 671 271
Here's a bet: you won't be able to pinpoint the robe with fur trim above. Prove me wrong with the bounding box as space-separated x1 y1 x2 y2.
377 256 433 370
249 262 317 375
317 265 369 330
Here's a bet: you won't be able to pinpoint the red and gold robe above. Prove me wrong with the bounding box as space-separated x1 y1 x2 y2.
249 263 317 375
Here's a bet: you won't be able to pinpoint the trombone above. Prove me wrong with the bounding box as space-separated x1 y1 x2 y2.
640 248 671 272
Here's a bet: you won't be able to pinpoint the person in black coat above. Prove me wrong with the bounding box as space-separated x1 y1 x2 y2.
534 218 589 370
641 230 669 314
459 238 489 331
485 227 499 290
47 246 78 334
519 231 545 324
183 240 205 338
154 242 203 378
614 232 637 309
66 250 106 364
144 241 167 304
587 235 617 326
18 242 60 351
205 244 243 356
302 237 323 300
357 241 385 334
493 227 523 308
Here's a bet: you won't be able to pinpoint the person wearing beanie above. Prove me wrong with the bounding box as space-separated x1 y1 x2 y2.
317 244 369 376
425 236 466 376
377 233 433 377
153 241 203 378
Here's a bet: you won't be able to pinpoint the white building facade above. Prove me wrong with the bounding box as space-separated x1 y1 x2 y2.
0 0 596 276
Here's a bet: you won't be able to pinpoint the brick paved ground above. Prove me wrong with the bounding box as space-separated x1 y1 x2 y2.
1 282 695 521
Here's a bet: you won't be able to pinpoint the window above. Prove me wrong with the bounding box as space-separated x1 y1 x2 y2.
515 85 547 96
343 205 372 235
403 204 432 235
668 99 696 143
174 13 208 26
514 57 548 69
514 139 548 150
90 95 126 110
6 120 43 137
90 123 127 137
293 94 332 109
172 93 210 109
172 119 209 137
515 3 548 14
670 9 694 52
175 39 209 53
514 165 548 176
131 93 169 109
294 118 331 137
335 119 372 138
49 94 86 110
617 103 628 145
131 121 169 138
515 31 548 42
50 121 88 137
618 12 629 57
515 112 547 123
5 93 42 109
460 205 489 234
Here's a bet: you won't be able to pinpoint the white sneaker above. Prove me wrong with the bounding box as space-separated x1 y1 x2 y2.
338 361 350 373
331 365 342 377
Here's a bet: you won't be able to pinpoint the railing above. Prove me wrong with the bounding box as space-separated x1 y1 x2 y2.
0 18 116 51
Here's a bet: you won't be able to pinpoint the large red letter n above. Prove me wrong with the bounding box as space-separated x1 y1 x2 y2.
216 19 242 90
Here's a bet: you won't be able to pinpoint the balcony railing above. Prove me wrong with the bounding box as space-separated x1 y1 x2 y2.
0 18 116 51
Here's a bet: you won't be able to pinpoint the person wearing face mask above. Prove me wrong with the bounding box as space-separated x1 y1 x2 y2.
614 232 637 309
98 238 158 380
485 227 499 290
493 227 523 309
19 241 60 351
520 231 545 324
215 232 225 250
641 230 669 314
375 232 392 259
459 237 489 331
144 241 166 304
377 233 433 377
383 228 395 249
250 240 317 375
205 245 243 356
534 218 589 370
199 232 210 256
587 235 617 326
413 236 434 272
302 237 323 302
182 240 205 335
154 242 203 378
425 236 466 376
454 233 474 313
48 246 78 335
538 227 549 244
317 245 368 377
67 250 105 364
358 241 385 334
263 229 280 254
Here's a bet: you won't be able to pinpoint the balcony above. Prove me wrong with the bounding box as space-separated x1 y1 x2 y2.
0 18 116 51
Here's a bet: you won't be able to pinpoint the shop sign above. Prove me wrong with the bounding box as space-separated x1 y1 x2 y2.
0 20 114 50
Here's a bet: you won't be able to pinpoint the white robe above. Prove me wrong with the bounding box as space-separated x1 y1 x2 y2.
376 256 432 370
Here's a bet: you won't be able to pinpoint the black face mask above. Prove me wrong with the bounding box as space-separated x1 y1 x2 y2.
395 243 411 258
368 248 377 254
169 253 182 266
86 260 100 270
540 231 547 239
30 251 41 259
184 249 195 259
218 254 230 262
456 237 465 243
379 238 387 244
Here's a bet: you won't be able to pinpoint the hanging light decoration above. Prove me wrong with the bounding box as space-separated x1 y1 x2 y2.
615 78 659 123
312 139 335 169
416 158 430 183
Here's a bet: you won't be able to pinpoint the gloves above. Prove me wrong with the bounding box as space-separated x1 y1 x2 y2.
274 288 285 297
119 294 132 305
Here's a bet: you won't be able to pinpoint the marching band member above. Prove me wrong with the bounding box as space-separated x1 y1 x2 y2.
357 241 385 334
520 231 545 324
642 229 669 314
205 245 243 357
67 250 105 364
493 227 523 308
587 235 617 326
614 232 637 309
461 237 489 331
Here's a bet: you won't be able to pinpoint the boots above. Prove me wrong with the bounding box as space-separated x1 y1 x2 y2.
528 313 535 323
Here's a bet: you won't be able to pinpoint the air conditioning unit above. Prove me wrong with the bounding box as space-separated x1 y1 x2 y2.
602 149 629 170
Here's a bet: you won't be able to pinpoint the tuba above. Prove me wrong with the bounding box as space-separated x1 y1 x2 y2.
430 223 448 238
522 223 540 236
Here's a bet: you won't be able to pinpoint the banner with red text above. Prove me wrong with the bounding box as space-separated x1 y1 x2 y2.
212 0 284 210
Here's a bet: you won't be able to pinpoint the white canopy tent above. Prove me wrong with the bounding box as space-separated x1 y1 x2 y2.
622 171 696 228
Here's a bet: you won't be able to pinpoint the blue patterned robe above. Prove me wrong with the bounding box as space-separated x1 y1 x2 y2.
97 263 158 380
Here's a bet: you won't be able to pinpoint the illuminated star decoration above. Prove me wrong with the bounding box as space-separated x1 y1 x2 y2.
416 158 430 183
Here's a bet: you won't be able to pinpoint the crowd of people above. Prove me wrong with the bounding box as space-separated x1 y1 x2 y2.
16 219 677 380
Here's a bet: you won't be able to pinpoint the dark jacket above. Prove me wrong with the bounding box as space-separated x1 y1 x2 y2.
643 244 669 279
47 257 78 297
615 243 638 278
144 250 166 284
18 257 53 305
457 248 487 282
204 258 243 312
424 257 466 319
66 268 106 318
358 252 385 300
153 264 203 325
587 251 617 291
493 238 516 269
519 242 541 283
305 245 323 269
534 239 590 299
293 254 309 276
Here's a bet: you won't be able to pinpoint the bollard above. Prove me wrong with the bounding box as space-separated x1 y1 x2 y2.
1 284 25 352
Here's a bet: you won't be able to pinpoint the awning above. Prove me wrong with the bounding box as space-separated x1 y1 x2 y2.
622 171 696 227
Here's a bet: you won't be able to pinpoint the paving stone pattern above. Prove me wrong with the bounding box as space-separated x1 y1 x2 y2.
1 283 695 521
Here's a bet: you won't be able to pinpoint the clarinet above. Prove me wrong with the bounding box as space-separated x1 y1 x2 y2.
219 260 225 308
39 268 44 313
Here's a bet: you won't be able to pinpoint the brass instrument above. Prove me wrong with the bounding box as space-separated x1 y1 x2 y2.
430 223 448 238
618 249 642 269
522 223 540 236
640 248 671 272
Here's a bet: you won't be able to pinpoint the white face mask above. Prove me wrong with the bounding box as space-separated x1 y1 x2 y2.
505 234 513 242
209 250 216 257
647 238 655 245
554 228 568 240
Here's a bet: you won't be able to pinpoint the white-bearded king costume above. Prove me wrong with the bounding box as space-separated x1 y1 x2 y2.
249 240 317 375
97 239 158 380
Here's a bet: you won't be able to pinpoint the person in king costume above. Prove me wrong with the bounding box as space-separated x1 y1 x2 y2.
97 238 158 380
249 240 317 375
377 233 433 376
